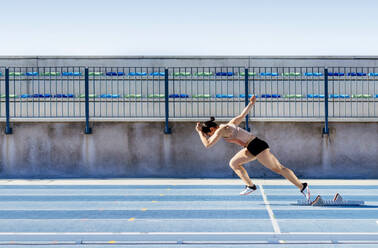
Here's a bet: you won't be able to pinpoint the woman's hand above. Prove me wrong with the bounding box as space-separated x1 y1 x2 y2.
250 95 256 105
195 122 202 132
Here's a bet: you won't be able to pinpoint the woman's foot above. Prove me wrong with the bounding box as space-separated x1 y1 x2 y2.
301 183 310 201
240 184 257 195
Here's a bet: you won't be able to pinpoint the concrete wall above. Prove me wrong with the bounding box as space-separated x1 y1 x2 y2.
0 121 376 179
1 55 378 67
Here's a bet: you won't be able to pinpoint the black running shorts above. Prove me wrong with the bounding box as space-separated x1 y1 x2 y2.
247 137 269 156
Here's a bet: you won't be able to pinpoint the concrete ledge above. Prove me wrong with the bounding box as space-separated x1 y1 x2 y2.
0 118 377 123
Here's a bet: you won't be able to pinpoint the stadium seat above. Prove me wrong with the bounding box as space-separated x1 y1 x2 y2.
216 94 234 98
239 94 254 98
9 72 23 76
32 94 52 98
351 94 372 98
284 94 303 98
106 72 125 76
307 94 325 98
150 72 165 76
54 94 74 98
304 72 323 76
62 72 82 76
100 94 121 98
79 94 97 98
128 72 147 76
260 72 279 76
41 72 61 76
192 94 211 98
195 72 213 76
261 94 272 98
240 72 257 76
0 94 17 98
148 94 165 98
328 72 345 76
88 72 103 76
173 72 191 76
347 72 367 76
124 94 142 98
368 73 378 76
169 94 189 98
215 72 234 76
282 72 301 76
25 72 38 76
20 94 31 98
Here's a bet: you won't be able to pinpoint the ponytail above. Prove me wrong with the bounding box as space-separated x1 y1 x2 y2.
201 116 218 134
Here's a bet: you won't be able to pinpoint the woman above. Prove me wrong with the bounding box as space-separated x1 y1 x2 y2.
195 95 310 200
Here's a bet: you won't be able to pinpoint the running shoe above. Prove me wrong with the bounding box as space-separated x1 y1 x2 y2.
301 182 310 201
240 185 257 195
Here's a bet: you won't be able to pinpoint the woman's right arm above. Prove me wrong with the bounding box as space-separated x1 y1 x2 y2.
196 123 225 148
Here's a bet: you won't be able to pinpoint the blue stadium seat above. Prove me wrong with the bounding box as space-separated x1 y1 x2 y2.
215 72 234 76
0 72 2 76
54 94 75 98
304 72 323 76
31 94 52 98
128 72 147 76
239 94 254 98
260 72 279 76
216 94 234 98
375 94 378 98
100 94 121 98
328 72 345 76
261 94 272 98
150 72 165 76
62 72 82 76
169 94 189 98
25 72 38 76
307 94 325 98
347 73 367 76
339 94 350 98
272 94 281 98
329 94 340 98
106 72 125 76
368 73 378 76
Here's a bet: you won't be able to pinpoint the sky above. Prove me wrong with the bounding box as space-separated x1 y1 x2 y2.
1 0 378 56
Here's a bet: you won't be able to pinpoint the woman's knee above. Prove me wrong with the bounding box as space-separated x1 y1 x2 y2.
229 160 241 170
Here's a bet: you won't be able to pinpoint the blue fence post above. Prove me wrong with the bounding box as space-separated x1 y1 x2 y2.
5 68 12 134
164 68 171 134
323 68 329 135
84 68 92 134
244 68 250 131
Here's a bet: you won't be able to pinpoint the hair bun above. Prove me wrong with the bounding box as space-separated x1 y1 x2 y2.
210 116 215 121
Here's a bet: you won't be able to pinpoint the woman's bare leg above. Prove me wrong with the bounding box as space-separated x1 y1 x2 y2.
229 148 257 186
256 149 303 189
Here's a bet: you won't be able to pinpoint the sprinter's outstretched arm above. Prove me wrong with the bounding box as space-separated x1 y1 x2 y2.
229 95 256 125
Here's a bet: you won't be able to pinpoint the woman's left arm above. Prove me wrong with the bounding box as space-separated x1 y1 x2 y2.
229 95 256 125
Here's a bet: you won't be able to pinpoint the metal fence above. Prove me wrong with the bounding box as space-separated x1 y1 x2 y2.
0 66 377 132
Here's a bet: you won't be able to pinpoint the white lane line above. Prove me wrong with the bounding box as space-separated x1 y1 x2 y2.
0 232 378 235
259 185 281 234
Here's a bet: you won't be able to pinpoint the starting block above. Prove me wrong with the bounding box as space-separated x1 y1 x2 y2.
297 193 365 206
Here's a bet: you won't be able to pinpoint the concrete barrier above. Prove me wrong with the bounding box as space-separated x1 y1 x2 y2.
0 121 376 179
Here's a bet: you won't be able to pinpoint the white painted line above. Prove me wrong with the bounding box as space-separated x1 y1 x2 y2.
0 232 378 235
376 220 378 225
259 185 281 234
1 179 378 185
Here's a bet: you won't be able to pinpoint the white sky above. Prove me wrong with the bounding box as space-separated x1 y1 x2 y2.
1 0 378 55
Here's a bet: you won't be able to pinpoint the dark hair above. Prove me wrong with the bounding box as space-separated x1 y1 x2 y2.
201 117 218 134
